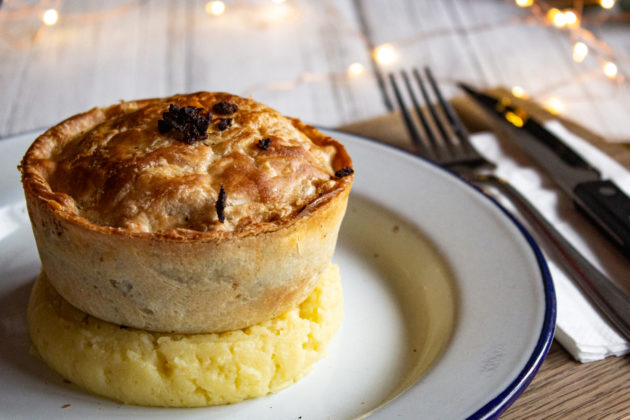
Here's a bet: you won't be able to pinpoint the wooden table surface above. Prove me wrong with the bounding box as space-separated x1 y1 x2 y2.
2 0 630 418
503 342 630 418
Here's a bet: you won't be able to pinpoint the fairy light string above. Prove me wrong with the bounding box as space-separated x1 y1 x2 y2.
0 0 627 115
511 0 626 113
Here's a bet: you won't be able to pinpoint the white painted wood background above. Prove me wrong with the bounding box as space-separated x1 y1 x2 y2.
0 0 629 141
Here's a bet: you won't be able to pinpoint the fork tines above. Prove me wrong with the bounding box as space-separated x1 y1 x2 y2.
389 67 492 169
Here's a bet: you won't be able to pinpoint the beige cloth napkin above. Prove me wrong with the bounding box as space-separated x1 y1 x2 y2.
339 100 630 363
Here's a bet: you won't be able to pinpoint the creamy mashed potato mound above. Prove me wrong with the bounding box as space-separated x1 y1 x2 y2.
27 265 343 407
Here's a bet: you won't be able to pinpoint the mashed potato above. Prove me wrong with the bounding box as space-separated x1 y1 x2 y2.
27 265 343 407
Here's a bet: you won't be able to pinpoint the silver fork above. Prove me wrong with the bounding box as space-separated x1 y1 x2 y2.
389 67 630 341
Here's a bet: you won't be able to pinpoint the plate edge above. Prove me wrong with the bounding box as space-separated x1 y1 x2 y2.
320 127 557 420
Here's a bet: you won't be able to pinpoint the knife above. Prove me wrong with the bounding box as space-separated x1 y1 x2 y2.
459 82 630 260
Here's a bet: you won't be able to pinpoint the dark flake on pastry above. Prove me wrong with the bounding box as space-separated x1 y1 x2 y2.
158 104 210 144
257 138 272 150
216 185 227 223
213 101 239 115
335 167 354 178
218 118 233 131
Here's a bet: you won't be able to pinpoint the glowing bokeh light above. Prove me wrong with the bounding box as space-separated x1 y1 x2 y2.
564 10 578 27
373 44 397 65
347 62 365 76
205 1 226 16
572 42 588 62
544 97 564 115
42 9 59 26
603 61 618 78
515 0 534 7
511 86 528 98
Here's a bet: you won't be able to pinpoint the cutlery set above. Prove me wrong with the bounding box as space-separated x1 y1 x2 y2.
389 67 630 341
460 83 630 259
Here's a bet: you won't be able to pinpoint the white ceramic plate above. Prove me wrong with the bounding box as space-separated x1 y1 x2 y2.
0 129 555 419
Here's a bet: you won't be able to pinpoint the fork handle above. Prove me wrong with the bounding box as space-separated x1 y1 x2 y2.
474 174 630 341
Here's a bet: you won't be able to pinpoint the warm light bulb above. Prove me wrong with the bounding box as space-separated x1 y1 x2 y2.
373 44 397 65
603 61 618 78
511 86 528 99
600 0 615 9
564 10 578 27
515 0 533 6
553 12 567 27
205 1 226 16
547 8 559 21
547 8 567 27
347 62 365 77
544 97 564 115
572 42 588 62
554 14 567 27
42 9 59 26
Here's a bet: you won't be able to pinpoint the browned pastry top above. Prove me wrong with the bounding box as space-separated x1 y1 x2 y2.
21 92 353 239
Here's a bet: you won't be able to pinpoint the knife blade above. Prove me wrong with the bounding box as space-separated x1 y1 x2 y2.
459 82 630 259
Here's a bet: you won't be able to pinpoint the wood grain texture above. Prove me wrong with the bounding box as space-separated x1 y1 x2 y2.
0 0 387 136
503 343 630 419
0 0 629 140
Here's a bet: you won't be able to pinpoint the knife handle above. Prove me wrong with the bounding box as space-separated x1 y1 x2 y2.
573 180 630 259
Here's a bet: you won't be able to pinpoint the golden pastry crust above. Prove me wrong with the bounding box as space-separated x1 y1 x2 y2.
21 92 352 236
28 265 343 407
20 92 353 333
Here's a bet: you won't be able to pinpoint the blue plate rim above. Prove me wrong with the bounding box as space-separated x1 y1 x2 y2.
320 126 557 420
